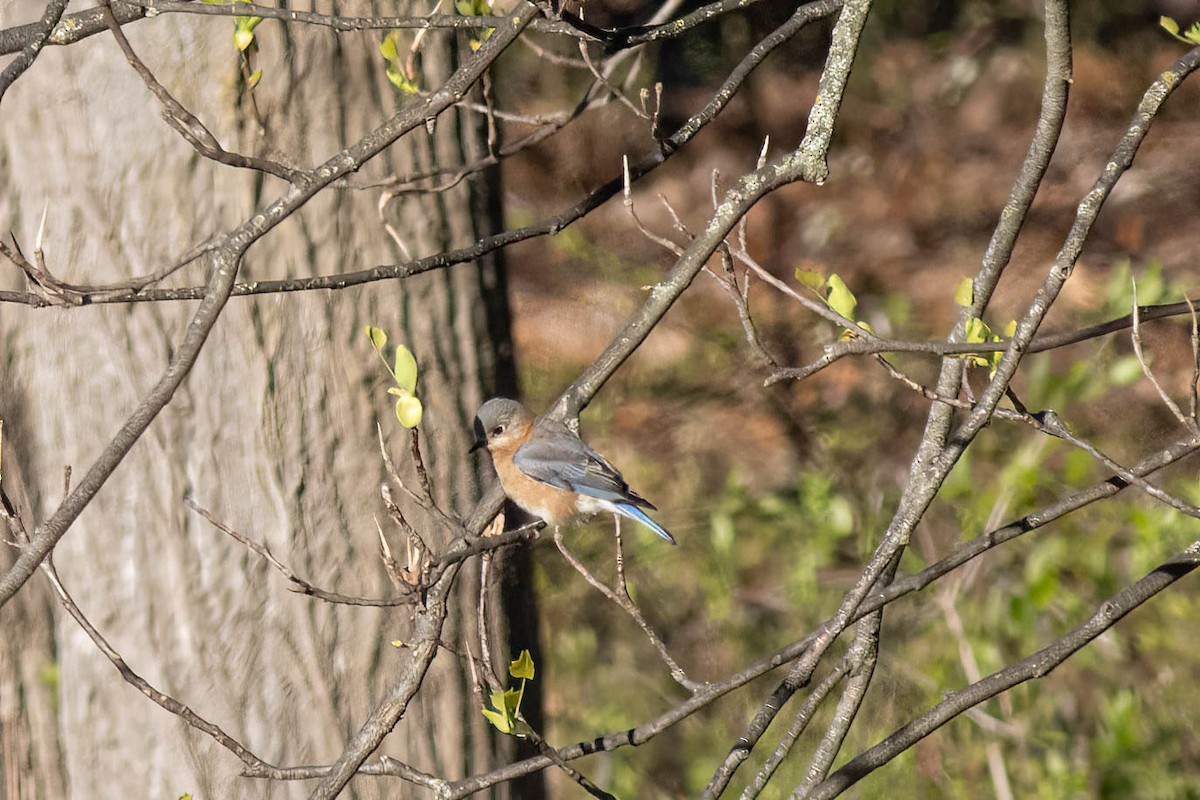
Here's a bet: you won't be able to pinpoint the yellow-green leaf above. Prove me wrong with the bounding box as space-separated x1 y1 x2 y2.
1161 15 1180 36
395 395 423 428
795 268 826 291
394 344 418 394
509 649 535 681
456 0 490 15
481 706 512 733
482 686 523 734
247 68 262 89
234 28 255 51
964 316 990 344
1003 319 1017 338
498 686 522 716
365 325 387 351
386 64 419 94
954 277 974 307
380 32 399 62
826 274 857 321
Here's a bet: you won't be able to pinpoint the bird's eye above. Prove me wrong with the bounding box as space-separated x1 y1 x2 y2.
491 425 504 437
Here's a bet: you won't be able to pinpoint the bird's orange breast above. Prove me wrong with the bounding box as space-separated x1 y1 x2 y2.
492 445 581 524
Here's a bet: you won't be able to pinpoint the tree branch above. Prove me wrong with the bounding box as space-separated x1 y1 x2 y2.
0 0 542 609
805 541 1200 799
0 0 68 104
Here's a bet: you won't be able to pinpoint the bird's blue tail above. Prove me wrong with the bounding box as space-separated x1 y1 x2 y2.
614 503 677 545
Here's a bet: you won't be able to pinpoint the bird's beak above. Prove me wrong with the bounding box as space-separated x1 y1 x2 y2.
468 437 488 455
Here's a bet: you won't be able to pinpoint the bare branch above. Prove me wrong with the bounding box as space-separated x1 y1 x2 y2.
740 659 850 800
0 0 542 609
435 433 1196 796
0 0 843 311
39 557 278 776
186 496 539 607
0 0 68 104
805 541 1200 800
99 1 304 182
553 531 696 691
1131 281 1195 432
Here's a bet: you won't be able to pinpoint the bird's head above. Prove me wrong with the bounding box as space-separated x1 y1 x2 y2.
470 398 534 454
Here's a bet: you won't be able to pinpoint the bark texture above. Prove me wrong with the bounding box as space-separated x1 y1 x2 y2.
0 4 533 797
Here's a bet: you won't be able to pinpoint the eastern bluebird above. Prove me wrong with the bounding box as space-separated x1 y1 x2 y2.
470 398 676 545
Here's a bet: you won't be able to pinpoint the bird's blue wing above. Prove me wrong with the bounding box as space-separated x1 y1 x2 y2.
513 424 653 508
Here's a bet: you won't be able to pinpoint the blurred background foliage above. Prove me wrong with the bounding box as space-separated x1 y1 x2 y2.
488 0 1200 795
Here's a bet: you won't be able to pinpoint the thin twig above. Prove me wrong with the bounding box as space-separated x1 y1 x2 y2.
186 496 540 606
38 556 281 777
1131 280 1193 431
0 0 845 312
1027 411 1200 519
99 1 304 182
553 531 696 691
1187 297 1200 425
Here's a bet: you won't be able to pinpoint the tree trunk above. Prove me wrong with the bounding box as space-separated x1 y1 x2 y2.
0 4 538 798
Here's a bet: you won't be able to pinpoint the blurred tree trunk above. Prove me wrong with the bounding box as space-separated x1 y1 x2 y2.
0 4 539 798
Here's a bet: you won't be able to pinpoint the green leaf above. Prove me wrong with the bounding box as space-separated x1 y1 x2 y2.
365 325 387 351
233 16 261 51
988 347 1003 377
482 686 523 734
234 27 255 51
380 33 399 62
954 277 974 308
469 29 495 51
393 345 418 394
1161 15 1180 36
1003 319 1017 338
509 649 535 681
395 395 423 428
964 316 990 344
481 706 512 733
247 68 262 89
386 64 419 94
795 268 826 291
456 0 491 16
825 274 857 321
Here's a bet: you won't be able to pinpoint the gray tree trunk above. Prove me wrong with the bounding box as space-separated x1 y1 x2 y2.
0 5 536 798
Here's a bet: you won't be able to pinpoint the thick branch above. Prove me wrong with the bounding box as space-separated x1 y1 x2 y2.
0 0 69 104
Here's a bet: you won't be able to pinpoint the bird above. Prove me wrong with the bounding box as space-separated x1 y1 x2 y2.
470 398 676 545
